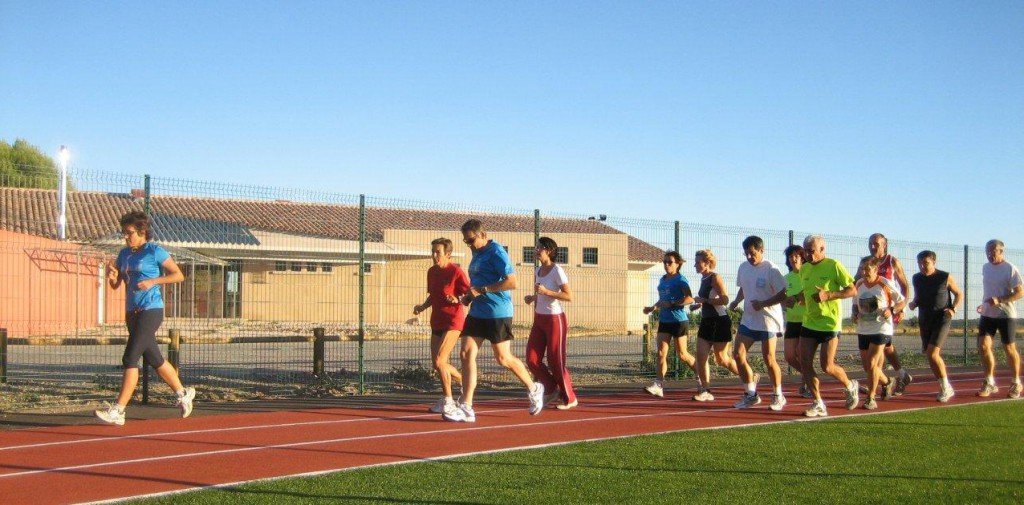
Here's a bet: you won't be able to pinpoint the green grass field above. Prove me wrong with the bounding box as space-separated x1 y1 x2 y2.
139 401 1023 504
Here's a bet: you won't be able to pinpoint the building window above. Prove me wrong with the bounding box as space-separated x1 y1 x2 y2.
275 261 287 272
555 247 568 264
305 262 318 272
321 262 333 273
522 246 535 264
290 262 302 272
363 263 373 274
583 247 599 265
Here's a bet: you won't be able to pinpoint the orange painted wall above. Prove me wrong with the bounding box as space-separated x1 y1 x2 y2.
0 230 125 337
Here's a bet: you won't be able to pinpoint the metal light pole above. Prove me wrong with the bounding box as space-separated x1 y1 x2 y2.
57 145 70 240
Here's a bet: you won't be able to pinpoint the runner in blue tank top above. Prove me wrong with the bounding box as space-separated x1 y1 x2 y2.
642 251 697 397
95 211 196 426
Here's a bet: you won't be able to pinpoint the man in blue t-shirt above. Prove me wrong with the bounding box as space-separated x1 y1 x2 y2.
441 219 545 423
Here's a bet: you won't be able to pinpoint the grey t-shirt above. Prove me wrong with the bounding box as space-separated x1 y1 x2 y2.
981 261 1023 318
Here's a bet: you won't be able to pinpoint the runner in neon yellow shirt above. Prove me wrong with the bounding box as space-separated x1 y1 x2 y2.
798 235 859 417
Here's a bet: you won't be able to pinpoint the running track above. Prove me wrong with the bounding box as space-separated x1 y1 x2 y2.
0 371 1017 504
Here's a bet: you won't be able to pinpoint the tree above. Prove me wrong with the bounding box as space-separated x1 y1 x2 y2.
0 138 67 189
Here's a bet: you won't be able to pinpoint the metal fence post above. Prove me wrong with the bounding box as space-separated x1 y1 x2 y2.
642 323 651 366
533 209 540 267
168 328 181 371
0 328 7 383
673 220 681 379
963 245 969 366
358 194 366 395
313 327 325 377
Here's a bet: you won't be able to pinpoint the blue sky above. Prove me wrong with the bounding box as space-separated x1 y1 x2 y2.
2 2 1022 249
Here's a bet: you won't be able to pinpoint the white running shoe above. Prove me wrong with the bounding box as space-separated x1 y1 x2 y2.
441 400 467 422
528 383 545 415
177 387 196 418
845 380 860 410
95 402 125 426
976 381 998 397
937 385 955 403
804 401 828 417
1009 382 1022 399
692 389 715 402
556 399 578 411
769 394 787 411
863 397 878 410
645 382 664 398
733 392 761 409
428 397 447 413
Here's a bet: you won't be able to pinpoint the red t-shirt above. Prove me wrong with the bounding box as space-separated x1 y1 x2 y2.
427 263 471 331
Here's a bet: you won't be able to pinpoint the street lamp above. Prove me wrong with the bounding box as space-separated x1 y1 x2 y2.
57 145 69 240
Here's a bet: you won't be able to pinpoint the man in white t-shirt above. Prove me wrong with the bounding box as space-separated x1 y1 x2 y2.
976 239 1023 398
728 236 789 411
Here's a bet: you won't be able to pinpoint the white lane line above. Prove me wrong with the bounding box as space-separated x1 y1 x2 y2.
0 393 700 452
1 380 1008 481
75 396 1021 505
0 372 988 453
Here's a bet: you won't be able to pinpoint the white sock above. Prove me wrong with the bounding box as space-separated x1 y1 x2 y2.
1013 377 1021 385
114 404 125 413
774 386 783 396
848 381 857 391
986 376 996 386
940 378 951 389
746 383 756 394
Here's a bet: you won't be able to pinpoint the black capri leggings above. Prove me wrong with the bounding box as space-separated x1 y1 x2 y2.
123 309 166 369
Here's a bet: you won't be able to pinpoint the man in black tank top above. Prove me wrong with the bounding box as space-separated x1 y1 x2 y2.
907 250 962 402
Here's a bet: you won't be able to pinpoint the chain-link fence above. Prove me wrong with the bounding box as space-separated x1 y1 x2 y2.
1 166 1020 411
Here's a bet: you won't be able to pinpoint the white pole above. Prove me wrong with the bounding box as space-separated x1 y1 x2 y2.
57 145 69 241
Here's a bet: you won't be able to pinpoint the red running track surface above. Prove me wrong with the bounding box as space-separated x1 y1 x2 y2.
0 371 1016 504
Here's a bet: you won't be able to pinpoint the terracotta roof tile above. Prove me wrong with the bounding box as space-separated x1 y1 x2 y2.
0 188 663 262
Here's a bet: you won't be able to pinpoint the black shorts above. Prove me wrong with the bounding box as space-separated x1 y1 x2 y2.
919 312 952 350
858 334 892 350
784 322 803 340
697 315 732 343
463 316 514 344
800 327 840 344
979 316 1018 346
657 321 689 338
123 309 166 369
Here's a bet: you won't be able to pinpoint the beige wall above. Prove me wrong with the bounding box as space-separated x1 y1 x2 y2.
238 228 657 331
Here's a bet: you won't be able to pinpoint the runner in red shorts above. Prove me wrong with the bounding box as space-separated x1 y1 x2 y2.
413 238 471 414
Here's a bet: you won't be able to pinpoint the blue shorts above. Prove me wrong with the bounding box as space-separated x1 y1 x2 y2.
737 324 781 342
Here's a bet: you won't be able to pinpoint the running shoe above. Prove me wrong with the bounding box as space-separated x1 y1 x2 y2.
428 397 447 413
769 394 787 412
556 399 579 411
882 377 897 401
645 382 665 398
798 383 813 399
734 392 761 409
177 387 196 418
441 400 466 422
937 384 955 403
692 389 715 402
845 379 860 410
94 402 125 426
976 382 998 397
544 389 560 407
804 401 828 417
1009 382 1022 399
858 385 869 395
895 372 913 396
528 383 545 415
863 397 878 410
